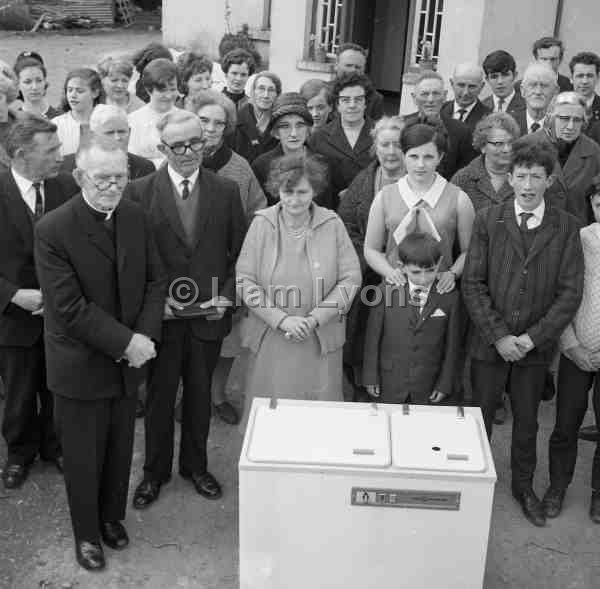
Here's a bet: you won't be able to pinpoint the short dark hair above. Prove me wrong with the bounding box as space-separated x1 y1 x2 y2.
510 137 557 176
177 52 213 95
299 78 333 105
60 68 104 112
331 71 373 104
266 154 328 200
221 48 256 75
569 51 600 75
586 184 600 225
396 232 442 267
142 58 178 93
6 114 57 158
336 42 367 57
482 50 517 76
532 36 564 60
400 122 447 155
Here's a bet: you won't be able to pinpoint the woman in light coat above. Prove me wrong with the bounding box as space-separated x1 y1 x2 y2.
236 154 361 425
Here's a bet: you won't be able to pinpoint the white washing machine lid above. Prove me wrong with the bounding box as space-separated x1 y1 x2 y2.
391 408 487 472
247 403 391 467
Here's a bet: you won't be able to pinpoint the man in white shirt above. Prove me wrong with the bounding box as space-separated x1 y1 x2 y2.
0 115 78 490
482 50 526 116
441 62 491 132
569 51 600 124
516 63 559 136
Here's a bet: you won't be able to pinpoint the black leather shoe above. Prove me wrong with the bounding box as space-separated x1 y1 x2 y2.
512 487 546 527
213 401 239 425
133 478 164 509
75 540 105 571
542 486 565 518
590 492 600 523
181 470 222 500
2 463 28 489
101 521 129 550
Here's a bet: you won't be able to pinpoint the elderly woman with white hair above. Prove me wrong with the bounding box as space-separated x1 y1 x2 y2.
60 104 154 181
97 55 145 114
532 91 600 224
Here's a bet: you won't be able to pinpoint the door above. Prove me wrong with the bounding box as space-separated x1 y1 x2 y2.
369 0 410 92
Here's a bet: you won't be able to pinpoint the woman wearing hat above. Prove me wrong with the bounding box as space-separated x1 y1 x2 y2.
252 92 336 209
229 71 281 163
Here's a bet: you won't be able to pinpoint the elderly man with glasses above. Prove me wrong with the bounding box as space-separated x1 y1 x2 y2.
126 110 247 509
34 138 166 570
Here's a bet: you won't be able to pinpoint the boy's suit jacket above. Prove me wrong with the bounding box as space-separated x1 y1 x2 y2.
362 281 461 404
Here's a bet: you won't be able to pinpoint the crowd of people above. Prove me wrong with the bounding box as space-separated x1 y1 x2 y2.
1 33 600 572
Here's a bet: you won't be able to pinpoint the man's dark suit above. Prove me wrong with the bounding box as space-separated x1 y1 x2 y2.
482 90 527 118
440 100 492 132
59 152 155 181
124 166 246 482
462 200 583 489
402 112 478 179
0 170 77 467
34 194 166 542
362 282 461 404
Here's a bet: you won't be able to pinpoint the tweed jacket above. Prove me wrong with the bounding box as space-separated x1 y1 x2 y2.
451 155 514 212
528 129 600 224
440 99 492 133
236 203 361 355
362 282 461 401
462 200 584 365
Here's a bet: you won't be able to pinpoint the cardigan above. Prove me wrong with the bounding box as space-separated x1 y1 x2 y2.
462 200 584 365
236 203 361 355
561 223 600 353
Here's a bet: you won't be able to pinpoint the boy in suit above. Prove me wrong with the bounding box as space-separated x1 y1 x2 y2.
362 232 461 405
463 138 583 527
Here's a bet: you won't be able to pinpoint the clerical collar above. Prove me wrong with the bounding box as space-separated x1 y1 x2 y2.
82 190 115 220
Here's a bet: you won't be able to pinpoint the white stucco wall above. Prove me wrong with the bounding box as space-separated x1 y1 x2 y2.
163 0 264 57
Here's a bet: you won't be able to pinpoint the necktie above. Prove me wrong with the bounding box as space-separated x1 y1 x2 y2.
457 108 467 121
181 179 190 200
519 212 534 230
497 98 505 112
32 182 44 220
530 122 540 134
410 287 425 318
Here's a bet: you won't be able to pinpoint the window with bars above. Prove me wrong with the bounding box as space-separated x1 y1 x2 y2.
413 0 444 65
310 0 346 60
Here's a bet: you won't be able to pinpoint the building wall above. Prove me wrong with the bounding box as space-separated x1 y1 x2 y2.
163 0 264 57
478 0 562 83
560 0 600 66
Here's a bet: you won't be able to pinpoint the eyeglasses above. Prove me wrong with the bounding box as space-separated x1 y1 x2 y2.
161 138 206 155
486 140 512 149
556 115 584 125
84 172 129 190
338 95 366 105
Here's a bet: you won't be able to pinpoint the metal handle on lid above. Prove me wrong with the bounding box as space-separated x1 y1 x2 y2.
457 405 464 420
403 403 410 416
269 396 277 410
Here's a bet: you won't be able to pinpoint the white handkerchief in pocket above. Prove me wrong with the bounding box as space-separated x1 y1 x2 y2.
431 308 446 318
